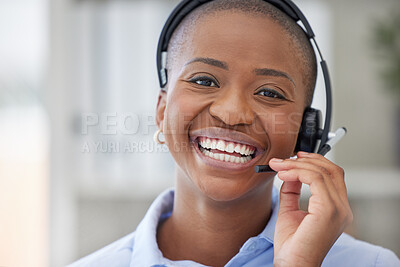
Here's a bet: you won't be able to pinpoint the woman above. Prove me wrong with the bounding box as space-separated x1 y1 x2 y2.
70 0 400 266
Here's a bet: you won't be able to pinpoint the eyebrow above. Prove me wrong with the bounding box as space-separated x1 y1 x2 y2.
184 57 229 70
254 68 296 87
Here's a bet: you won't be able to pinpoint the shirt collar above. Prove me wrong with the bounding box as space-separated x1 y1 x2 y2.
130 186 279 266
130 188 175 267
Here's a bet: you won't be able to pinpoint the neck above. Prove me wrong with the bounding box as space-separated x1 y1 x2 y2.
157 168 274 267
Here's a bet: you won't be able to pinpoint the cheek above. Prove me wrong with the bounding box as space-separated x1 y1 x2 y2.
272 109 303 135
258 106 303 157
163 89 208 151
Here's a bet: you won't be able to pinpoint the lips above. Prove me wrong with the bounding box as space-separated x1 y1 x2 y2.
190 127 266 170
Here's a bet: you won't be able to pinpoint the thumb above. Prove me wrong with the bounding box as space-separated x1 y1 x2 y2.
278 181 302 214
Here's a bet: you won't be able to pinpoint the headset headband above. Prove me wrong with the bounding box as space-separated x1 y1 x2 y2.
156 0 332 152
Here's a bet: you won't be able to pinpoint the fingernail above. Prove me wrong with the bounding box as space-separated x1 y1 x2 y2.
278 170 287 174
298 151 309 155
270 158 283 162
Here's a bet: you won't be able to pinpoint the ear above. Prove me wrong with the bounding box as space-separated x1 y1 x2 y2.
155 90 167 130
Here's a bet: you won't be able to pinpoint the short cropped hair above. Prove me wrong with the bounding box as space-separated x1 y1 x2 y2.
166 0 317 107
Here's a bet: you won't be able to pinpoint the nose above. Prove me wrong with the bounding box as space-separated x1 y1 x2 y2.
209 87 255 126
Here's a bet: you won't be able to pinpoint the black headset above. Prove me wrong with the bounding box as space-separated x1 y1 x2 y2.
156 0 332 154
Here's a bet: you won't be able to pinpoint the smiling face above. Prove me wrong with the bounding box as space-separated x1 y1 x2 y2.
156 11 309 201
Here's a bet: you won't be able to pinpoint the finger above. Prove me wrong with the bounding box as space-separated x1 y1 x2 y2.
277 169 336 216
279 181 302 214
297 152 344 178
274 153 347 203
270 157 351 216
296 153 353 225
270 158 338 196
296 152 348 202
270 158 331 177
278 168 352 226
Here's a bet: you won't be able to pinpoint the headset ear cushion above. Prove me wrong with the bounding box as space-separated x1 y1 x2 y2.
295 107 322 153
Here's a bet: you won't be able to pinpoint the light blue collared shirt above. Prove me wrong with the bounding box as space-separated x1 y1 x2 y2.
69 187 400 267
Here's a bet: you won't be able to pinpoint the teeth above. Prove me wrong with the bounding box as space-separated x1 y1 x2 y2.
226 143 234 153
216 140 225 151
206 138 211 148
224 154 230 162
199 146 252 164
200 140 205 148
198 137 256 156
211 140 217 149
240 145 247 155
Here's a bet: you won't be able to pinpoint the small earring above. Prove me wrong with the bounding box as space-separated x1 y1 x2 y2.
153 129 165 144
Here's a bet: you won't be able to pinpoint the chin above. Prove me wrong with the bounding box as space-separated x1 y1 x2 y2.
195 174 269 203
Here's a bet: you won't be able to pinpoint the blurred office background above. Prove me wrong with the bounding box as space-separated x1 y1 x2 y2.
0 0 399 266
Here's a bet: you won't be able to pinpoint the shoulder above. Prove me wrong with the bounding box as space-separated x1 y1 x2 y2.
67 231 136 267
323 233 400 267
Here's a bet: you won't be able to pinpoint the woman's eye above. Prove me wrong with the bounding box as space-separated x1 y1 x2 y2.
189 76 218 87
255 88 286 100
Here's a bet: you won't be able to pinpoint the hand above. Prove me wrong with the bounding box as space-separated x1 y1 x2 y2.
269 151 353 267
